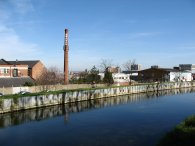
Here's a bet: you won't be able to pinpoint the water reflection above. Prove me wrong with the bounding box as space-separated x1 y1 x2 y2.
0 87 194 128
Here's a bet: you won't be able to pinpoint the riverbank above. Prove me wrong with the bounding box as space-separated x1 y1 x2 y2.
1 88 193 128
0 81 195 114
157 115 195 146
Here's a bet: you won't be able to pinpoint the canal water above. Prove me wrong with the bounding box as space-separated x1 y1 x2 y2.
0 88 195 146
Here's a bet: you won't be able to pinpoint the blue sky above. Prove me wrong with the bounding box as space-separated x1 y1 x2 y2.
0 0 195 71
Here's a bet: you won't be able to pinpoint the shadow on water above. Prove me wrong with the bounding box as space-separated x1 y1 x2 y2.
0 87 195 128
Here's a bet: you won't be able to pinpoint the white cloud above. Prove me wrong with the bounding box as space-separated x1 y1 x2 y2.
0 0 43 60
129 32 162 39
0 25 41 59
9 0 34 14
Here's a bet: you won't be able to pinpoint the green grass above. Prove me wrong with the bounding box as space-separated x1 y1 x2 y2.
157 115 195 146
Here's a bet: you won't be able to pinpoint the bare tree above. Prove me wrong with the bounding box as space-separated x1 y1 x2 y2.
36 66 63 85
99 59 113 72
123 59 136 71
123 59 136 85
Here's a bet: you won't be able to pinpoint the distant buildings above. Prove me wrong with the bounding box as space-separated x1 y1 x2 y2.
106 67 121 73
112 73 130 86
99 67 130 85
179 64 195 73
131 64 141 71
99 65 142 85
122 64 141 81
138 66 192 82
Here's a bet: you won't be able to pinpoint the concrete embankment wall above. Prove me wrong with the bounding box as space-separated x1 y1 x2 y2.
1 87 193 128
0 82 195 114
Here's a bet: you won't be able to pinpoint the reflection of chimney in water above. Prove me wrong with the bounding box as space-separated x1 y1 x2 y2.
64 112 69 124
63 29 69 84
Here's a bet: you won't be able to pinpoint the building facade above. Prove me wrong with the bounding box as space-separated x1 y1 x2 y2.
179 64 195 73
131 64 141 71
138 67 192 82
0 59 45 80
106 67 121 73
0 59 28 78
112 73 130 85
98 72 130 86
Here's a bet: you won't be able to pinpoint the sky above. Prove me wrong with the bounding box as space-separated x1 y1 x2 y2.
0 0 195 71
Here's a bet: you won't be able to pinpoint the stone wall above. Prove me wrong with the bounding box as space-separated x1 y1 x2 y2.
0 81 195 114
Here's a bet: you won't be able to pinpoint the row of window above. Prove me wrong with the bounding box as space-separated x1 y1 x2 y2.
0 68 9 74
114 77 129 80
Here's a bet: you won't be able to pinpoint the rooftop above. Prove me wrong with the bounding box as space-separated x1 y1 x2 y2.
0 59 40 68
0 77 35 88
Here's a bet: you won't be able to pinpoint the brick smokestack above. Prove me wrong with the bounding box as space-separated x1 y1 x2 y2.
64 29 69 84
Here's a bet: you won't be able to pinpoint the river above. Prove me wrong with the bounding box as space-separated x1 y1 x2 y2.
0 88 195 146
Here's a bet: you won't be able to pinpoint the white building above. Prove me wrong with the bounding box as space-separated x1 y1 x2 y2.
98 73 130 85
139 67 192 82
112 73 130 85
169 71 192 82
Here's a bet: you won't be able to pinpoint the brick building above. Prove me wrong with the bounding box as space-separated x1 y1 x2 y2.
0 59 45 80
106 67 121 73
0 59 28 78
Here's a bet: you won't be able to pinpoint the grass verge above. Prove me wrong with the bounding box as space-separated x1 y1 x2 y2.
157 115 195 146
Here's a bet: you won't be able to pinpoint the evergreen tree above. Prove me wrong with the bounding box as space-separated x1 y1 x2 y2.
103 70 114 86
87 66 101 84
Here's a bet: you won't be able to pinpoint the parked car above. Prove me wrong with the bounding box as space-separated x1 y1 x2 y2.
18 91 31 95
0 93 3 96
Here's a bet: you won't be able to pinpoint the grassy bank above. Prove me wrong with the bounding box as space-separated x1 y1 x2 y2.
157 115 195 146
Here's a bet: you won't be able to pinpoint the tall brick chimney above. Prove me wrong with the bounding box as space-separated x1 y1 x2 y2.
64 29 69 84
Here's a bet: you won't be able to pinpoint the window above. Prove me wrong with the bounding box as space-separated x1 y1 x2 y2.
13 69 18 77
0 69 3 74
0 68 8 74
4 68 9 74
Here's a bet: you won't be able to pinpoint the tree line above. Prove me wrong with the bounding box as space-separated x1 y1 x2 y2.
25 59 136 86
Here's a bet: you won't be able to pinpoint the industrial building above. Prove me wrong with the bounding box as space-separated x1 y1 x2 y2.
138 66 192 82
179 64 195 73
0 58 45 80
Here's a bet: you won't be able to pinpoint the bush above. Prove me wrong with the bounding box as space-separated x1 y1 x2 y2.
103 71 114 86
23 81 34 87
158 115 195 146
